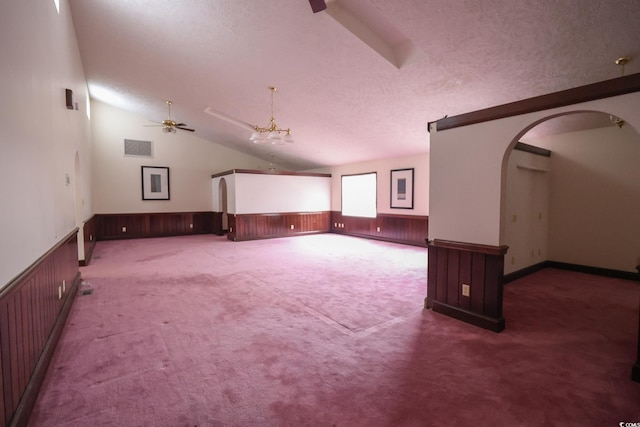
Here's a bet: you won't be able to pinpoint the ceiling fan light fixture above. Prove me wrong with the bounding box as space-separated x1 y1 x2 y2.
148 100 194 133
250 86 295 145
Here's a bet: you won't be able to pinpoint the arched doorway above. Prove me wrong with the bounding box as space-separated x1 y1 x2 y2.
219 178 228 234
501 110 640 276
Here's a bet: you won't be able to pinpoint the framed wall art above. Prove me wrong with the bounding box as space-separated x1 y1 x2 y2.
390 168 414 209
141 166 170 200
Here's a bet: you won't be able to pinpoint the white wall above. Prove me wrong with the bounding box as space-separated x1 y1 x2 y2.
232 173 331 214
0 0 92 288
429 92 640 248
213 172 331 215
91 101 277 213
325 153 429 216
503 149 550 274
527 125 640 272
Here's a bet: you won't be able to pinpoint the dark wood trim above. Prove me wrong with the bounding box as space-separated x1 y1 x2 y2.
95 212 214 240
1 231 80 427
228 211 330 242
434 73 640 132
331 211 428 247
503 261 550 283
427 300 505 332
546 261 640 282
514 142 551 157
212 211 223 236
426 239 507 332
1 229 78 298
633 265 640 383
428 239 508 256
211 169 331 178
505 261 640 283
80 215 98 267
10 273 80 427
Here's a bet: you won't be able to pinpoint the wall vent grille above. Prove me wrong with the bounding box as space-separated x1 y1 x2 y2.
124 139 153 157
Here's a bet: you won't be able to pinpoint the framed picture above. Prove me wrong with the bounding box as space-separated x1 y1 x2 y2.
390 168 414 209
141 166 170 200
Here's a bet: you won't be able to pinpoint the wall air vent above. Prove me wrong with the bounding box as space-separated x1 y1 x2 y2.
124 139 153 157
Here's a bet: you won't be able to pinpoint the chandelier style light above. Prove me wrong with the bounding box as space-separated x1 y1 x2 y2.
610 56 631 128
249 86 294 144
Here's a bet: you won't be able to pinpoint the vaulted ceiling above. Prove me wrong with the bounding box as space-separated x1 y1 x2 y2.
69 0 640 170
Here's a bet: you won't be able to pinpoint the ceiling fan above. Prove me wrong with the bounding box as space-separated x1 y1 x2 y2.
146 100 194 133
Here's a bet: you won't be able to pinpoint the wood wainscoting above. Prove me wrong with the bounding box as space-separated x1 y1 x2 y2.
227 211 330 241
0 230 80 427
426 239 508 332
330 212 428 247
633 265 640 383
80 215 98 267
212 212 223 236
96 212 214 240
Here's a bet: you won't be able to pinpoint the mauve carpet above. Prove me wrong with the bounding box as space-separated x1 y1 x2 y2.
27 234 640 426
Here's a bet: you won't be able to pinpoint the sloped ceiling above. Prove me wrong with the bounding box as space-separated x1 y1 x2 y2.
68 0 640 170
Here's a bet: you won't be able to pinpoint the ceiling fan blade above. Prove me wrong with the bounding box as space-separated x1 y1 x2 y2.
203 107 255 131
176 126 195 132
309 0 326 13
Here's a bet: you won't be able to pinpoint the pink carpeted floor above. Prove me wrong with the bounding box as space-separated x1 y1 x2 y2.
27 234 640 426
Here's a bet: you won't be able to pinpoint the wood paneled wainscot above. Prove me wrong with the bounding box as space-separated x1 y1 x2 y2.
227 211 330 241
80 215 98 266
331 212 428 247
426 239 508 332
633 264 640 383
96 212 214 240
0 230 80 427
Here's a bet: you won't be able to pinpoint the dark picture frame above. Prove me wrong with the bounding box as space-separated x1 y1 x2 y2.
390 168 414 209
141 166 170 200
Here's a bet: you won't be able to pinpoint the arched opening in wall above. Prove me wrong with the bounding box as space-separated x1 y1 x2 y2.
499 110 640 382
502 110 640 277
74 151 85 262
219 178 228 233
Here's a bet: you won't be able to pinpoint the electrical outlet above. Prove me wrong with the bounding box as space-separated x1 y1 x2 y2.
376 227 380 232
290 224 294 230
90 234 93 241
122 226 127 232
58 286 62 300
62 279 66 292
461 284 470 297
189 223 193 229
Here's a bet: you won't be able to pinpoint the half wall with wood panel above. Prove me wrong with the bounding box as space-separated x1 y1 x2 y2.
331 212 428 247
426 239 508 332
228 211 330 241
0 230 80 427
80 215 98 266
96 212 214 240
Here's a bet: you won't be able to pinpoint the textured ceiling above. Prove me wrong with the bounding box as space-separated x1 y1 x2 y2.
68 0 640 170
